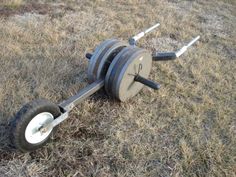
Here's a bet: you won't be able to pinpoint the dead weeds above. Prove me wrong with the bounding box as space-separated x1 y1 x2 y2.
0 0 235 176
0 2 73 17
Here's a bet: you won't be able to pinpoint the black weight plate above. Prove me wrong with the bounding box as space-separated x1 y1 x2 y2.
105 46 136 95
110 47 140 98
114 48 152 101
96 40 128 81
88 39 128 82
88 39 116 82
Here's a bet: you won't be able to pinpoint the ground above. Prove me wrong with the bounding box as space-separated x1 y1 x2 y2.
0 0 235 176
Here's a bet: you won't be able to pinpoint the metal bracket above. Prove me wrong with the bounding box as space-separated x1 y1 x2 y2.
40 111 69 133
153 36 200 61
40 79 105 131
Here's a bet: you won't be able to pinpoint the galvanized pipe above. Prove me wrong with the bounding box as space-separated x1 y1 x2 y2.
129 23 160 45
59 79 105 111
42 79 105 130
175 36 200 57
153 36 200 61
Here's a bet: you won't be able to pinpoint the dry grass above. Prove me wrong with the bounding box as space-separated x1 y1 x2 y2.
1 0 24 8
0 0 235 176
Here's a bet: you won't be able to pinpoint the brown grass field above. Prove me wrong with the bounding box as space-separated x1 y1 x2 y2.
0 0 235 176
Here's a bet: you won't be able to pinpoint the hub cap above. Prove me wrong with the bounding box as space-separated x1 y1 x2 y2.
25 112 54 144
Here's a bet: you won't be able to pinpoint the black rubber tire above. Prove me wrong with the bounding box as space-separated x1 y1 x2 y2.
10 99 61 152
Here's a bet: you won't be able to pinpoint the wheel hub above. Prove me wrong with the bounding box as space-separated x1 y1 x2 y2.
25 112 54 144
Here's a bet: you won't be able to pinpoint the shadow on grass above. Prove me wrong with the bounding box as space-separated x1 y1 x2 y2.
0 112 15 154
0 110 20 162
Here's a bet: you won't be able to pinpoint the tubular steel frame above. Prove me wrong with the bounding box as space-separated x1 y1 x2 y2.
41 22 200 132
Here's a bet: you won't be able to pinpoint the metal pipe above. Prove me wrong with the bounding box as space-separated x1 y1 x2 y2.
175 36 200 57
129 23 160 45
59 79 105 111
153 36 200 61
145 23 160 34
41 79 104 131
152 52 176 61
186 36 200 48
134 75 160 90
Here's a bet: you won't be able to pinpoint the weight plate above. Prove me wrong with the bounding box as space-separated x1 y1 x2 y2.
96 41 127 81
105 46 136 95
110 47 140 97
115 48 152 101
88 39 127 82
88 39 116 82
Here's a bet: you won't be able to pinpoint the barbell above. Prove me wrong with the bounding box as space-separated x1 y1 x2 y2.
9 23 200 152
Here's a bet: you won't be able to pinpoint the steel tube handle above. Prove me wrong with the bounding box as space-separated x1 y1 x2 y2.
175 36 200 57
152 52 176 61
134 75 160 90
153 36 200 61
129 23 160 45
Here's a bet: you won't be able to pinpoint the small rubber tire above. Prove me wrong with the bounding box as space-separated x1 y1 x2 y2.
10 99 61 152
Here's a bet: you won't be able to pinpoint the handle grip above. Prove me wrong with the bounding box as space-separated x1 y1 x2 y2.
86 53 92 60
152 36 200 61
152 52 176 61
134 75 160 90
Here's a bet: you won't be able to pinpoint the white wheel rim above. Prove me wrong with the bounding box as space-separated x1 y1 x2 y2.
25 112 54 144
